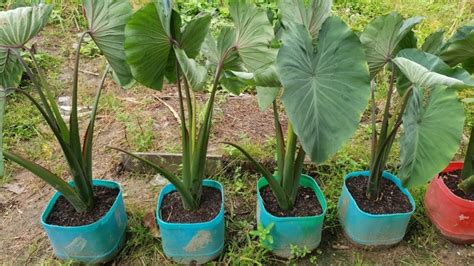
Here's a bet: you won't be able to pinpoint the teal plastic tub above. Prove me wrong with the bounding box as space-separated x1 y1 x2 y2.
256 174 327 258
337 171 416 247
41 179 128 263
156 179 225 264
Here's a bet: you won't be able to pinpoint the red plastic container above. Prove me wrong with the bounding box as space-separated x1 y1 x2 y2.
424 162 474 244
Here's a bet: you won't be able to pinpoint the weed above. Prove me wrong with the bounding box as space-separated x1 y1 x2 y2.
250 223 274 248
290 244 311 260
80 39 101 58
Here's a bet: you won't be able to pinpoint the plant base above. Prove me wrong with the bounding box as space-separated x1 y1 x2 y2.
337 171 416 247
156 179 225 264
41 180 128 263
425 162 474 244
256 174 327 258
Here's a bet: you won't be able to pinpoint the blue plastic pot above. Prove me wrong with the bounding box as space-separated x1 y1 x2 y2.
156 179 225 264
41 179 128 263
337 171 416 247
257 174 327 258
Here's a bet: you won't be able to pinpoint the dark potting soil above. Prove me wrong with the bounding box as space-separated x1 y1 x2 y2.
160 187 222 223
442 170 474 201
46 186 119 226
346 175 413 215
260 185 323 217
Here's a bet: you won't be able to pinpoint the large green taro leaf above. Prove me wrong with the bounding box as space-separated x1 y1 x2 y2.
201 1 276 94
124 3 171 90
279 0 332 41
399 86 465 187
125 2 210 90
360 12 422 79
0 4 52 89
229 0 275 73
277 18 370 163
395 49 474 96
83 0 134 88
440 23 474 73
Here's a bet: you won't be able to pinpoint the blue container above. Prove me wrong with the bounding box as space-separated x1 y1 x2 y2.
156 179 225 264
41 180 128 263
257 174 327 258
337 171 416 247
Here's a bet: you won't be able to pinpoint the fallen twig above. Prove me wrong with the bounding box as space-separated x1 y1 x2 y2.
153 95 181 124
79 69 100 76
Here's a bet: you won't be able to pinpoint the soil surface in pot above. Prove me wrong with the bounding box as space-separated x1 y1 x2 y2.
160 187 222 223
260 185 322 217
46 186 119 226
346 175 412 214
442 170 474 201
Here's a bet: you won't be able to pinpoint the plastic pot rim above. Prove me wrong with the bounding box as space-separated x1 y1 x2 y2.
40 179 124 231
434 161 474 204
342 171 416 218
257 174 328 222
156 179 225 228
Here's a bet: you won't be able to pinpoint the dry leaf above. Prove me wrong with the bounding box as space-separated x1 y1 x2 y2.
144 211 160 238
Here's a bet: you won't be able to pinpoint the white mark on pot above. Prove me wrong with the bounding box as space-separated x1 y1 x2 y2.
459 214 470 221
65 237 87 255
184 230 211 252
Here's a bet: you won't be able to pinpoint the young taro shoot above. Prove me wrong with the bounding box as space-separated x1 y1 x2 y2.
1 1 134 213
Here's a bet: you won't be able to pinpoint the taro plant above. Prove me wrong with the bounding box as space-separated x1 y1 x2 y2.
431 21 474 194
362 12 474 200
111 0 277 210
458 123 474 194
225 0 371 210
1 1 134 212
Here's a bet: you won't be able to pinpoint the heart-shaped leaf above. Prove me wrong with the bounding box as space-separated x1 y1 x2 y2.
201 1 276 94
125 3 171 90
400 86 465 187
230 0 275 73
440 23 474 73
279 0 332 41
0 4 52 89
83 0 134 88
360 12 422 79
277 19 370 163
125 2 210 90
180 14 211 59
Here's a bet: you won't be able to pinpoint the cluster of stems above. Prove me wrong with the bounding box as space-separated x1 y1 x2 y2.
459 125 474 194
114 48 234 211
226 100 306 211
367 63 413 200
